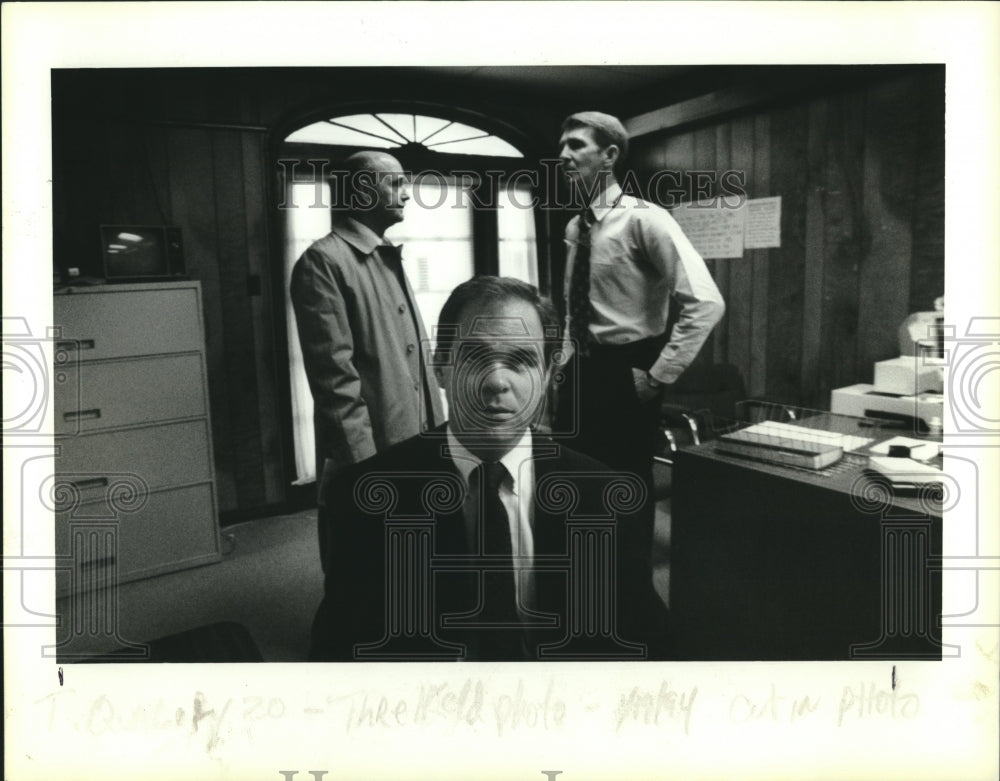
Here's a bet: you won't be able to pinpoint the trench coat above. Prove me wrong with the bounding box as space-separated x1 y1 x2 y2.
290 215 445 502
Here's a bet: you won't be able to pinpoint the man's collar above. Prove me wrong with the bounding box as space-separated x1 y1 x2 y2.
445 426 533 493
587 181 623 223
331 214 388 255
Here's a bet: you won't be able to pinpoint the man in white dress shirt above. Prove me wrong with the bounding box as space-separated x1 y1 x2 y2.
556 111 726 619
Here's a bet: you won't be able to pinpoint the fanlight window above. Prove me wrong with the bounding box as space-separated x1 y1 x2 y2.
286 113 523 158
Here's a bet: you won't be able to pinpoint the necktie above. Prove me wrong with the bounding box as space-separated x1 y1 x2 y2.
475 461 522 659
568 209 595 357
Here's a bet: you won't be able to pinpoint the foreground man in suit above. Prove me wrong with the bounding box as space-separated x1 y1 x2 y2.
309 276 670 661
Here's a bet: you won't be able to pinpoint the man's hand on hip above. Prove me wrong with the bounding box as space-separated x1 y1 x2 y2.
632 368 664 403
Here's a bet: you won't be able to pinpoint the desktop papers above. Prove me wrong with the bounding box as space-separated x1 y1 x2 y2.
736 420 874 453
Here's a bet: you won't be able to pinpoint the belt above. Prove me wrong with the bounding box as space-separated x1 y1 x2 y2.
585 336 661 357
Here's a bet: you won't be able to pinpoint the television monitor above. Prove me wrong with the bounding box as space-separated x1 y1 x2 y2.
100 225 186 281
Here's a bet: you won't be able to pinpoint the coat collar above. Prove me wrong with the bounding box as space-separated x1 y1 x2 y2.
444 426 533 492
424 423 561 473
422 424 567 556
331 214 396 257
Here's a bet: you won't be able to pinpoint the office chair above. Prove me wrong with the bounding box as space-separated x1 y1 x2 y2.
655 363 748 455
653 363 748 497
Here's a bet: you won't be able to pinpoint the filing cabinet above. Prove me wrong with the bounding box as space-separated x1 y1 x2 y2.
53 281 221 594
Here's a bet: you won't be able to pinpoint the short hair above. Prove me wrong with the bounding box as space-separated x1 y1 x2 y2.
561 111 629 163
435 276 560 367
340 150 401 204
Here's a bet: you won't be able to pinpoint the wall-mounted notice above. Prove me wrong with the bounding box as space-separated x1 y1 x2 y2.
744 196 782 249
669 198 746 259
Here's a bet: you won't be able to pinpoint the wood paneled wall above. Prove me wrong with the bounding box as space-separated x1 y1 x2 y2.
630 68 944 410
53 117 282 515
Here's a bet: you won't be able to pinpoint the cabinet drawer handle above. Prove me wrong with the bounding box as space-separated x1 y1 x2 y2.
56 339 95 351
70 477 109 490
64 409 101 422
80 555 117 570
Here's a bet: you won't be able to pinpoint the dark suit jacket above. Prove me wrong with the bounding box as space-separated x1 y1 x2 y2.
309 426 668 661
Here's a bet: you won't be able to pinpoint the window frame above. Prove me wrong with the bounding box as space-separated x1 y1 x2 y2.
269 105 553 504
275 142 547 282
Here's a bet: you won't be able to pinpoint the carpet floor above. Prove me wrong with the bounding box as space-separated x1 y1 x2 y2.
54 495 671 663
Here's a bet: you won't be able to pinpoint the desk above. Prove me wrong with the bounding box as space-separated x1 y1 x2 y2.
670 420 943 660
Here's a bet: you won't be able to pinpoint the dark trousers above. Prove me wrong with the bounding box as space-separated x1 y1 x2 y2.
556 338 672 657
317 504 333 573
558 338 661 542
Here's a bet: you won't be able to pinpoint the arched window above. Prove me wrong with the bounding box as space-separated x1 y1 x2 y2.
286 112 524 158
280 109 540 484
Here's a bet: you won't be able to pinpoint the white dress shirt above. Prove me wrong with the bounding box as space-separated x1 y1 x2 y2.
563 182 726 384
445 426 536 611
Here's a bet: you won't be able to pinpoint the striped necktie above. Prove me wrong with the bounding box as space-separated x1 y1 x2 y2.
568 208 595 357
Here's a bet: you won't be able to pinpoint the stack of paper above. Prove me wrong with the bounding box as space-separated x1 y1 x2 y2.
867 436 943 486
869 436 941 462
717 424 844 470
731 421 873 452
867 457 942 485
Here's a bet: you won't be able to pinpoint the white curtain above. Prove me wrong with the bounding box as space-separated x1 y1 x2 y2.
284 183 333 484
